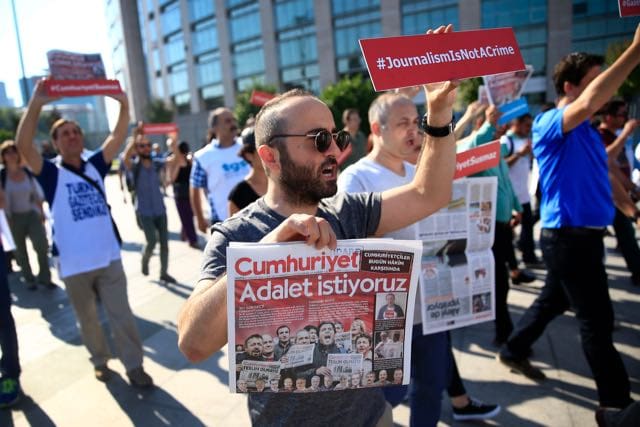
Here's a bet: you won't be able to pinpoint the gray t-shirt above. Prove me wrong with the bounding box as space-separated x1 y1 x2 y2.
200 192 387 427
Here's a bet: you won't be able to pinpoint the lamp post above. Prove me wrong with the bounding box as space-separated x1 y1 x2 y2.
11 0 29 106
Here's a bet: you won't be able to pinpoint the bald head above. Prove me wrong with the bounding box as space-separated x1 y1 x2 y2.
255 89 328 147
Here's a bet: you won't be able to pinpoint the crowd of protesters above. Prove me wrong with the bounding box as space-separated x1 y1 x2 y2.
0 21 638 427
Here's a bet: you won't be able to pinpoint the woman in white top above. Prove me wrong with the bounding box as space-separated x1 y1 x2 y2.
0 141 53 289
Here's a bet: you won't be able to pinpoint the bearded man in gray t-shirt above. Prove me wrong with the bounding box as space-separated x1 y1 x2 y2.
178 25 459 425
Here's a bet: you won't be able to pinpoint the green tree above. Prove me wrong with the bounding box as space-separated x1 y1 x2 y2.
457 77 483 106
0 129 14 142
605 39 640 100
145 98 175 123
234 81 278 128
0 107 21 136
319 74 377 135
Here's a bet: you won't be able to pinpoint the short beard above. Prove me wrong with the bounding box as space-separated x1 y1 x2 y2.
139 153 152 160
277 145 337 206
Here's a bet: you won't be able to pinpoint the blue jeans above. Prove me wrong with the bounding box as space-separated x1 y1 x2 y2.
139 214 169 276
384 325 450 427
502 228 631 408
0 248 20 380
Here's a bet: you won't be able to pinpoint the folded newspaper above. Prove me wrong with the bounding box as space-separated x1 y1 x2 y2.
227 239 422 393
416 176 498 334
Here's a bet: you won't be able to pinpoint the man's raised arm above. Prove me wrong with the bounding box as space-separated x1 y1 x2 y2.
101 92 131 164
376 25 458 236
15 79 57 175
563 24 640 133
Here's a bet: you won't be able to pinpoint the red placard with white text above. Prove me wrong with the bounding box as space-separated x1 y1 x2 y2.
143 123 179 135
250 90 276 107
454 141 501 179
619 0 640 17
359 28 525 91
44 79 123 97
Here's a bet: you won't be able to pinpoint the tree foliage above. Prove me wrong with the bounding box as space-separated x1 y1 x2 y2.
0 108 21 139
320 74 377 135
457 77 483 106
605 39 640 100
234 81 278 128
145 98 175 123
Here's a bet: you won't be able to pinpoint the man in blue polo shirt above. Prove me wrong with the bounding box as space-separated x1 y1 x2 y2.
498 25 640 412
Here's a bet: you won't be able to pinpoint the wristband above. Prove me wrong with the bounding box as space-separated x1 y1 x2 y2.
421 115 455 138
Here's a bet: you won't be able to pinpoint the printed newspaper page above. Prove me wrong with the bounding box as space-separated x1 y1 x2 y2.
47 50 107 80
227 239 422 393
416 176 498 334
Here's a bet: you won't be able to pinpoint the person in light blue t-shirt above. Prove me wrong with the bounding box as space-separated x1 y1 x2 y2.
498 24 640 414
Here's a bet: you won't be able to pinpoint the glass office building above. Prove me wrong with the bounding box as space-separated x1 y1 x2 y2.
107 0 638 139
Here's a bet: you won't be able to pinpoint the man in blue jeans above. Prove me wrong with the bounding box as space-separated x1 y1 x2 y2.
124 129 176 284
498 24 640 413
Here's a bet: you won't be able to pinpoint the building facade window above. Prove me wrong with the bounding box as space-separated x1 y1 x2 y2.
228 1 265 91
192 18 218 55
161 1 182 36
401 0 458 35
482 0 547 75
572 0 638 54
188 0 215 22
275 0 319 92
165 32 186 65
332 0 381 76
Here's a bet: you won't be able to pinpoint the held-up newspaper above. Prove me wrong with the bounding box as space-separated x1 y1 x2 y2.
416 176 498 334
227 239 422 393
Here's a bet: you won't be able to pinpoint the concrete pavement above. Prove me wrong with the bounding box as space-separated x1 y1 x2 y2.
2 174 639 426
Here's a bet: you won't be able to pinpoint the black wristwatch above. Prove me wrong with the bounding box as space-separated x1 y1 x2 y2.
421 115 455 137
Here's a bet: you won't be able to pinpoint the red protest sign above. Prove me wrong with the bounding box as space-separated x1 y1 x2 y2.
619 0 640 17
454 141 501 179
250 90 276 107
359 28 525 92
143 123 179 135
44 79 123 97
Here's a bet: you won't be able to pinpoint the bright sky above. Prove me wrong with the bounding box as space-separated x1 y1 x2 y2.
0 0 113 107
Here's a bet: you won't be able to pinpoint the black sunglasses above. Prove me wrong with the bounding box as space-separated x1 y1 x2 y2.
268 129 351 153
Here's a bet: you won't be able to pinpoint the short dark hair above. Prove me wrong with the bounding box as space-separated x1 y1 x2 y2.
254 88 317 147
178 141 190 155
354 333 372 346
304 324 318 333
238 127 256 161
317 321 335 333
50 118 83 141
553 52 604 97
244 334 263 347
342 108 359 125
599 99 627 117
276 325 289 335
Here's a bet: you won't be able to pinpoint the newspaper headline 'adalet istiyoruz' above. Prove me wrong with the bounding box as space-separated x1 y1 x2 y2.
227 239 422 393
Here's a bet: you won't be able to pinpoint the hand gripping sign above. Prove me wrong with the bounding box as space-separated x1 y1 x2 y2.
619 0 640 17
359 28 525 91
44 50 122 97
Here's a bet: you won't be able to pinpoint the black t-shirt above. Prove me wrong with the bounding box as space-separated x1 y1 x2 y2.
227 180 260 211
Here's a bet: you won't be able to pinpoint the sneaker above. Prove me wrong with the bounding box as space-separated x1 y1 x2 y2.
159 273 177 284
0 378 21 408
511 270 536 285
497 353 546 380
94 364 113 382
452 397 501 421
127 367 154 388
